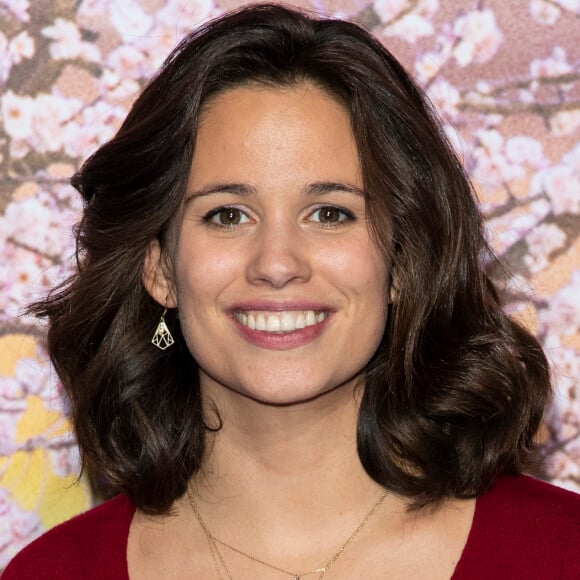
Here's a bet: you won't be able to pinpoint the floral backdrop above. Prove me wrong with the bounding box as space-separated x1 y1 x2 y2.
0 0 579 569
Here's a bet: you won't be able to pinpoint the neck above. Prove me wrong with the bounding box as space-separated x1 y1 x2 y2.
189 379 389 541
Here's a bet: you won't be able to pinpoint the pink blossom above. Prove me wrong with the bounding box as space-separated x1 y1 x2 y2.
62 101 127 159
427 79 460 118
105 78 140 105
530 0 561 25
28 93 84 154
77 0 110 20
384 14 434 43
40 17 100 62
549 345 580 384
3 194 76 256
11 509 40 539
14 358 46 396
545 451 580 482
134 13 190 73
539 273 580 335
442 124 465 157
556 0 580 9
16 354 63 407
0 490 11 517
0 31 11 83
530 46 571 77
531 165 580 215
107 45 147 80
8 30 35 64
0 413 18 455
8 138 30 160
563 143 580 173
518 89 535 103
550 110 580 137
452 10 503 66
0 377 24 401
110 0 153 43
472 130 531 193
524 223 566 273
158 0 215 31
0 91 34 140
414 51 447 83
1 0 30 23
42 18 83 60
373 0 409 24
485 199 550 255
50 446 81 478
0 243 54 319
505 136 545 167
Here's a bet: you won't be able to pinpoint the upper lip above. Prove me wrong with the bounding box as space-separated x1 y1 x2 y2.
229 300 335 313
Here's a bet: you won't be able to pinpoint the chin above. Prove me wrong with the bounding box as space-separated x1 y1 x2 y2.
235 378 356 408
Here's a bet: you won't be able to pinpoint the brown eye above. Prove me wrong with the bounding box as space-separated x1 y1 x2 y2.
319 207 341 223
310 206 354 225
218 208 242 225
204 206 250 228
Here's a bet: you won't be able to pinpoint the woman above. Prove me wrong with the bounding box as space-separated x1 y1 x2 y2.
4 4 579 579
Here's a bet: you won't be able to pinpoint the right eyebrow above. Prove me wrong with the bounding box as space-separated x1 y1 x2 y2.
185 183 257 203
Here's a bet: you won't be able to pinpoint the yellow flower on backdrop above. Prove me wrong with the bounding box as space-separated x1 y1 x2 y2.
0 335 91 530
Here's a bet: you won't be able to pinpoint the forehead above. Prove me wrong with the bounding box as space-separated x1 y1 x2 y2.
190 83 361 186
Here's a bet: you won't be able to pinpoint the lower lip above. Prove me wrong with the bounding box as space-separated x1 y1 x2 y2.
232 314 332 350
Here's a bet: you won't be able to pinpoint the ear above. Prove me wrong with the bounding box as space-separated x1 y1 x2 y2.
142 239 178 308
389 276 398 305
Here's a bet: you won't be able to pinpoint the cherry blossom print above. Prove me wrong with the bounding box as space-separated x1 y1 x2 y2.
109 0 153 43
373 0 409 23
1 0 579 567
0 0 30 23
42 18 100 62
530 0 562 25
524 223 567 273
539 272 580 337
452 9 503 67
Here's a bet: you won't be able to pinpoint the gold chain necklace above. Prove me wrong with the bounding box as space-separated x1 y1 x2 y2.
186 488 388 580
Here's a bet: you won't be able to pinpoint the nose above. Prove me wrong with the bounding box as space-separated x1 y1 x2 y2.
246 220 311 288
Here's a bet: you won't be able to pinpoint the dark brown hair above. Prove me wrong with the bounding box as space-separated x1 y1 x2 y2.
30 3 551 513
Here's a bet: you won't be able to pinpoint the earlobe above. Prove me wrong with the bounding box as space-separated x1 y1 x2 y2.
142 239 177 308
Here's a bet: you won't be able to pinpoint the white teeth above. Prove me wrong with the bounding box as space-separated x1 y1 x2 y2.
281 312 294 332
266 314 281 332
235 310 328 333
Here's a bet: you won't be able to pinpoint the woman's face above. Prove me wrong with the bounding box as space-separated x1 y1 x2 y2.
146 83 389 405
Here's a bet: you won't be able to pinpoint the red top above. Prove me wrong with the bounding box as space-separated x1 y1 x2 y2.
3 475 580 579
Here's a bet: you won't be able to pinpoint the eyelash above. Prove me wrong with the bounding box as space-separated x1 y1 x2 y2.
202 205 356 230
202 206 250 229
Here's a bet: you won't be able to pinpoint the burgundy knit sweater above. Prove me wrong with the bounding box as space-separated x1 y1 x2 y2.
3 475 580 579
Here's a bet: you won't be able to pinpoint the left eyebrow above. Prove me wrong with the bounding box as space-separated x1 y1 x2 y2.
303 182 365 197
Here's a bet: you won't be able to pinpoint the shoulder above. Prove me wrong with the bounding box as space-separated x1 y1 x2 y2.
481 474 580 524
2 494 135 580
454 475 580 579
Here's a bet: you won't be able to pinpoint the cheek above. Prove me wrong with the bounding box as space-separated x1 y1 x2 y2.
329 241 388 298
174 239 242 299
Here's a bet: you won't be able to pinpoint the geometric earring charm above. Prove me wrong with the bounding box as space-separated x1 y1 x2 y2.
151 308 175 350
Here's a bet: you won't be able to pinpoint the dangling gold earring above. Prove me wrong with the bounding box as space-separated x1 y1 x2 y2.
152 308 174 350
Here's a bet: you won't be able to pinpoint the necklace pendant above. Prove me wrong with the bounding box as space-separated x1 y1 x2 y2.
293 576 300 580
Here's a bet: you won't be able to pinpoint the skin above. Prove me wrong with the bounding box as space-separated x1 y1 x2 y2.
134 83 475 579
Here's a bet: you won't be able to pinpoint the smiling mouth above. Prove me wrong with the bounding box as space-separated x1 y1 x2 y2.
234 310 329 333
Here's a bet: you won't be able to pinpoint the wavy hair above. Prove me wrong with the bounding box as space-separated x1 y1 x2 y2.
30 3 551 513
